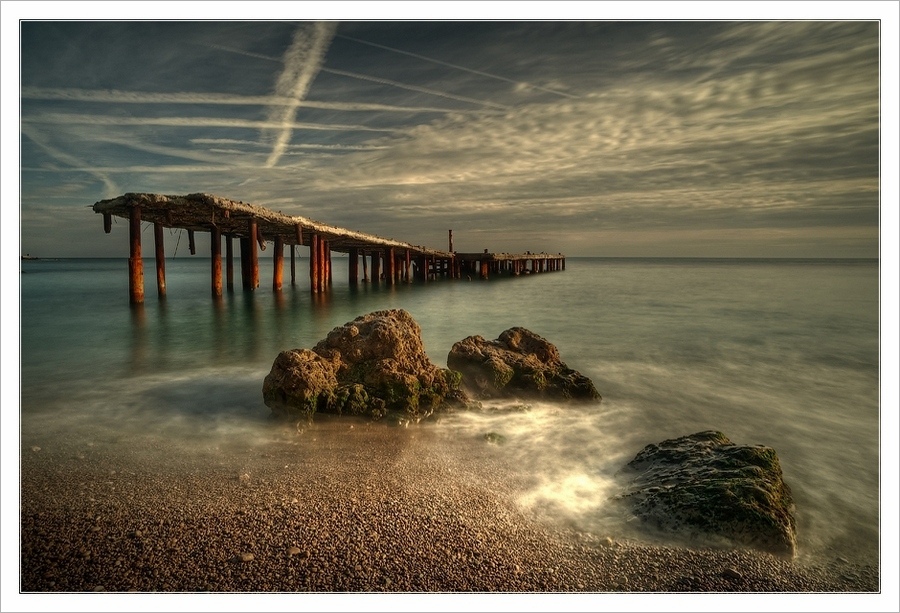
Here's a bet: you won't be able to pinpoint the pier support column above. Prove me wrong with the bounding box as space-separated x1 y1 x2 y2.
153 222 166 299
362 250 369 282
225 235 234 292
188 230 196 255
371 250 381 283
211 226 222 298
273 236 284 292
310 234 320 293
103 212 112 234
128 204 144 304
290 245 296 286
405 250 411 283
320 236 328 291
248 218 259 289
240 237 250 291
318 237 328 291
388 249 397 285
416 256 426 282
326 241 332 287
349 248 359 284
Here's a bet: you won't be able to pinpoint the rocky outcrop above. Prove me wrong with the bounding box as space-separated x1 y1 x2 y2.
447 327 601 402
263 309 470 421
617 431 797 557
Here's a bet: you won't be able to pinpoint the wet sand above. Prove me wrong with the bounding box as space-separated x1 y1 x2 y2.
17 416 879 606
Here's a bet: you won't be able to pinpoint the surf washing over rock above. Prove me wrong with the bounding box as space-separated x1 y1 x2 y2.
262 309 798 557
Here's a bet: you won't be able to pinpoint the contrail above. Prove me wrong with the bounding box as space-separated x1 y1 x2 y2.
21 86 469 114
89 133 257 166
21 164 241 174
23 112 394 132
321 67 510 110
191 138 390 151
21 125 118 197
265 22 337 168
203 40 509 112
337 34 579 99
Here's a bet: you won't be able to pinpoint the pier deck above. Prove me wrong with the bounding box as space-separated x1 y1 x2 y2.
92 192 565 304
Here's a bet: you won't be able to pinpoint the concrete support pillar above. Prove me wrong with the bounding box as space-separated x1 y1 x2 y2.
318 237 328 290
349 247 359 284
225 235 234 292
211 225 222 298
417 256 427 282
326 241 332 287
240 237 249 290
371 250 381 283
273 236 284 291
290 244 296 286
310 234 320 293
384 249 394 286
248 218 259 289
153 222 166 299
128 204 144 305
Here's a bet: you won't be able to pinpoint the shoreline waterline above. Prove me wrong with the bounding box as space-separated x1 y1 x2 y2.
20 413 879 595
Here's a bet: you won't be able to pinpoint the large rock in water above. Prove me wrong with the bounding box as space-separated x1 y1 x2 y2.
617 431 797 557
263 309 469 421
447 327 601 402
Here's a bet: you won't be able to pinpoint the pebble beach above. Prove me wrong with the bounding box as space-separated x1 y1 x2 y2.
16 414 880 610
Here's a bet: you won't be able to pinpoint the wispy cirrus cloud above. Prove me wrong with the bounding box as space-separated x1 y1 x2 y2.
336 33 579 99
21 125 119 197
17 20 882 257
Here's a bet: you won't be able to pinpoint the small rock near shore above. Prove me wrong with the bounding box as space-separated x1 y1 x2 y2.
447 327 601 402
617 430 797 558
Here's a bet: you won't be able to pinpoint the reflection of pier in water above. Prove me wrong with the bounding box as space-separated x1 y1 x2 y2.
93 193 566 305
125 271 415 373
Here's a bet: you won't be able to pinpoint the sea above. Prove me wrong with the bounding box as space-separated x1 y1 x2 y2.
16 256 884 570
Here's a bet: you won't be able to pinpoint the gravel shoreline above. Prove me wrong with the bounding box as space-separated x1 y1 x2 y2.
18 416 879 601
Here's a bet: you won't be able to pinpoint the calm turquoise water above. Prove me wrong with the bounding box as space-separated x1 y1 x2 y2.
18 257 881 567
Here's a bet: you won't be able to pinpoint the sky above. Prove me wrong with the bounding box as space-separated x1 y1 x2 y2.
6 4 895 260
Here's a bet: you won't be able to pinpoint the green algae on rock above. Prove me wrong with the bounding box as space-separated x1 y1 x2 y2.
447 327 601 402
617 430 797 558
263 309 471 422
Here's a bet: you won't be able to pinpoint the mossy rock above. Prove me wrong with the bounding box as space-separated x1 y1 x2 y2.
618 430 797 557
263 310 473 422
483 432 506 445
448 327 601 402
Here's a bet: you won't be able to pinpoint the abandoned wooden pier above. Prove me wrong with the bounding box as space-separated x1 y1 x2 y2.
92 193 566 304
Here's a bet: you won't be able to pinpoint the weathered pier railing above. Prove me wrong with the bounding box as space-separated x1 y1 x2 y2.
92 193 565 304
